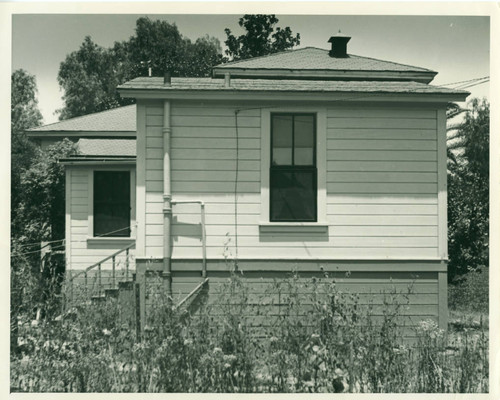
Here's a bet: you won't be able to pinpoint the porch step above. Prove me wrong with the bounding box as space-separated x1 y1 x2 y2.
105 288 119 298
118 280 135 290
91 295 106 303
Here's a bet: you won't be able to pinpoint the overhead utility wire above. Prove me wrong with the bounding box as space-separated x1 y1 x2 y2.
454 79 489 90
11 226 132 258
437 76 489 88
11 238 65 251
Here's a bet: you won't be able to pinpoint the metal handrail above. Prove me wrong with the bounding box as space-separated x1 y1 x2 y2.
64 242 135 311
69 242 135 281
175 278 209 310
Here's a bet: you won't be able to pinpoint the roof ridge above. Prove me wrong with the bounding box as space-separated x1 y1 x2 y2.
216 46 322 68
347 53 436 73
29 104 135 131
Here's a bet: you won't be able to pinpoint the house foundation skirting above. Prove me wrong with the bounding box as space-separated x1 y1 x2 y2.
134 258 448 333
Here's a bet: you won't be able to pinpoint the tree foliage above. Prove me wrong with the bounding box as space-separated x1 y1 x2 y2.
14 138 78 247
57 36 135 120
128 18 223 77
11 70 43 235
57 18 222 119
447 99 489 281
224 14 300 61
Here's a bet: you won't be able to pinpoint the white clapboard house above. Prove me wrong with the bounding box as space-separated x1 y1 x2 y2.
29 34 468 332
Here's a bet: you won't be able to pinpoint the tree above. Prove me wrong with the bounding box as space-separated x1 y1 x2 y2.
11 140 79 323
127 17 222 77
57 18 223 119
224 14 300 61
11 70 43 235
57 36 135 120
447 99 489 282
11 70 44 351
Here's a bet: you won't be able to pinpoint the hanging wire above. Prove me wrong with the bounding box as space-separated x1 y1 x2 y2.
11 225 132 258
455 79 489 90
436 75 489 88
11 238 65 251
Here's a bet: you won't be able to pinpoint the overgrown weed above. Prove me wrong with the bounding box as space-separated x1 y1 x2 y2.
11 268 488 393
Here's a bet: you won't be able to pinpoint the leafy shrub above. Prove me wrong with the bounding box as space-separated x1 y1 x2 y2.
449 266 488 313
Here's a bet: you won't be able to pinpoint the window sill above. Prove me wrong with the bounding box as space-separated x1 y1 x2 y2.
259 222 329 234
87 237 135 246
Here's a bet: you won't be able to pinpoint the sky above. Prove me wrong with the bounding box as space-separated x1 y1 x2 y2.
11 13 490 124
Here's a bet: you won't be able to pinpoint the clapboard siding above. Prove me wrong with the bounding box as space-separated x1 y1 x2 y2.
67 168 136 271
172 160 260 171
328 160 437 172
173 170 259 182
328 150 436 161
327 139 436 151
327 116 436 129
141 103 439 260
143 268 441 332
327 172 437 183
323 107 438 259
144 102 165 257
172 126 261 138
328 194 437 204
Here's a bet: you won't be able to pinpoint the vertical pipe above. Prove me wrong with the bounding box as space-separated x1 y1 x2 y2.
162 100 173 299
98 263 102 296
126 248 129 281
112 256 116 288
201 203 207 278
70 273 74 307
84 272 88 298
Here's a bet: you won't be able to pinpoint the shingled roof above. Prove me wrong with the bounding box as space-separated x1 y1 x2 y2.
119 77 468 96
77 138 136 157
29 105 136 133
212 47 438 83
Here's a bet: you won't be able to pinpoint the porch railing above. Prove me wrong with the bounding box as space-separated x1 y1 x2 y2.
63 243 135 311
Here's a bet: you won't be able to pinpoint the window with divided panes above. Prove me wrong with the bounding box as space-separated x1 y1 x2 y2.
270 113 317 222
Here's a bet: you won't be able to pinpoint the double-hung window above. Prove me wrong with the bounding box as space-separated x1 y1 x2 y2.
270 113 317 222
93 171 131 237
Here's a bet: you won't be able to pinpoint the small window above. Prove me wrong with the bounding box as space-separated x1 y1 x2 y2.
94 171 131 237
270 114 317 222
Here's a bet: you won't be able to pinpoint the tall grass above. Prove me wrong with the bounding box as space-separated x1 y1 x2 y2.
11 270 488 393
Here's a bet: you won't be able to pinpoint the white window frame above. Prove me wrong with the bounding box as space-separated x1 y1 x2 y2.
259 107 328 233
87 166 136 243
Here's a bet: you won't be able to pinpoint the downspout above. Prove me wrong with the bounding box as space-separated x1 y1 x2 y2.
162 99 173 299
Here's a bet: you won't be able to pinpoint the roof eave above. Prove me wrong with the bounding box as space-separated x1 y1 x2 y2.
212 68 438 84
59 156 136 165
118 87 469 103
27 130 136 138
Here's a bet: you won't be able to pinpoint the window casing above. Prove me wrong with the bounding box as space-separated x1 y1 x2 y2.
270 113 317 222
93 171 131 237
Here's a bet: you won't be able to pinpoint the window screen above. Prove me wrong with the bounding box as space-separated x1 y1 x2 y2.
94 171 131 237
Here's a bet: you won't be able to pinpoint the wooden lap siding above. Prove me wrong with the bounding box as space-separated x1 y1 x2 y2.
140 101 439 261
327 107 438 259
140 269 440 339
66 167 135 271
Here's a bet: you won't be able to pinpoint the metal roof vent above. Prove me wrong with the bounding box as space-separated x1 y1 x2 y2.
328 31 351 58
